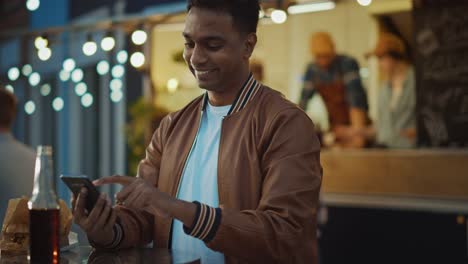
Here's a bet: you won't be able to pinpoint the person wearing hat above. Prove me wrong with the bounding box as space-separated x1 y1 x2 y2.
368 32 417 148
299 31 369 148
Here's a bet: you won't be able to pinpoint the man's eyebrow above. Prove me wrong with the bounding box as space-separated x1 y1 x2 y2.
182 32 225 41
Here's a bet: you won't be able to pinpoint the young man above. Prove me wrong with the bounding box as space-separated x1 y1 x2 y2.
72 1 322 263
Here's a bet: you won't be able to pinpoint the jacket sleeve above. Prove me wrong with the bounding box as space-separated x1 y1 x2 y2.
113 115 170 249
205 109 322 262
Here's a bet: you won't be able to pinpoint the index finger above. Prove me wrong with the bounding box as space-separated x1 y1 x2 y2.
93 175 135 186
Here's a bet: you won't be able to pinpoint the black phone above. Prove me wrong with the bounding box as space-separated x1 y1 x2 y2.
61 175 100 212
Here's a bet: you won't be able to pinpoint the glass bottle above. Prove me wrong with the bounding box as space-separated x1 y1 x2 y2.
28 146 60 264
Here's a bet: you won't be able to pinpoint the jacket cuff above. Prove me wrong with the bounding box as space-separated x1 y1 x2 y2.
183 201 222 243
89 222 124 250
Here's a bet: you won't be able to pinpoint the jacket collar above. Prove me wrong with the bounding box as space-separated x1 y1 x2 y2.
201 73 262 116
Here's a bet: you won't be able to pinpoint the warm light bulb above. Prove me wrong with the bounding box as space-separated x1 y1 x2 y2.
63 58 76 72
111 65 125 79
29 72 41 86
110 79 123 91
40 84 51 96
25 100 36 115
101 36 115 51
357 0 372 6
117 50 128 64
8 67 20 81
97 61 110 75
81 93 94 108
83 41 97 56
38 47 52 61
130 52 145 68
52 97 64 112
22 64 33 76
71 68 84 83
26 0 40 11
110 90 123 103
271 10 287 24
34 36 48 49
131 30 147 45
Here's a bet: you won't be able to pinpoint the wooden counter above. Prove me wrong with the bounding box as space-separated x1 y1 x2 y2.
320 149 468 213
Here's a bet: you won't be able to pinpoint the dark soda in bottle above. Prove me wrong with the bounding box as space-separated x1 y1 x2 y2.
28 146 60 264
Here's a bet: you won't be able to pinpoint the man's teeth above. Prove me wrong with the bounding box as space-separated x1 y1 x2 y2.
196 70 213 76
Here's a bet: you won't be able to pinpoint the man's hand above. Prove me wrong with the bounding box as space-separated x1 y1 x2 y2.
93 176 171 218
72 188 117 246
94 175 197 229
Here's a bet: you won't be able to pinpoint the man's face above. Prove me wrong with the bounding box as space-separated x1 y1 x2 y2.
183 7 253 92
378 55 395 75
315 53 335 70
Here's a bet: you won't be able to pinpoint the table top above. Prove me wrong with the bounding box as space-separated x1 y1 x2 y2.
0 246 201 264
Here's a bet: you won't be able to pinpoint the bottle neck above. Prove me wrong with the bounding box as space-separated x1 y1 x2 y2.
29 147 59 210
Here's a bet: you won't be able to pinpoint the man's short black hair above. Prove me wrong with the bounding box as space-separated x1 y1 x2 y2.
187 0 260 34
0 87 17 129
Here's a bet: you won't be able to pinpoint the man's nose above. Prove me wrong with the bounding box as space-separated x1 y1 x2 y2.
190 46 208 67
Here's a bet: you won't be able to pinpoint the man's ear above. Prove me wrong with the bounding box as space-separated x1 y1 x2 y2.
244 33 257 59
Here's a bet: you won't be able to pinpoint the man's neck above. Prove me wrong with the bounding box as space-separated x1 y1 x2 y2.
207 69 250 107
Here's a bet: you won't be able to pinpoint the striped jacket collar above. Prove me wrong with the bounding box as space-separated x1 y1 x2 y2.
201 73 262 116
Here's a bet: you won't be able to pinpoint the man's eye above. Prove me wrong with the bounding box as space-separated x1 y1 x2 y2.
207 45 222 51
184 43 194 48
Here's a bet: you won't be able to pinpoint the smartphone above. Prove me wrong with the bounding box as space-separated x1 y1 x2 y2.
61 175 100 212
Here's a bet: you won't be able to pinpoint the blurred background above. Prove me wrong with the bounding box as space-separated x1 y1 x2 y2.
1 0 467 263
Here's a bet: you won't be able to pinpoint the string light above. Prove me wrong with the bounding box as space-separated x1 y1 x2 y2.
130 52 145 68
63 58 76 72
101 34 115 51
25 100 36 115
38 47 52 61
271 10 287 24
34 36 48 50
71 68 84 83
81 93 93 108
131 29 147 45
111 65 125 79
357 0 372 6
110 79 123 91
5 84 14 93
110 90 123 103
22 64 33 76
26 0 40 11
117 50 128 64
8 67 20 81
40 84 51 96
97 60 110 75
59 69 71 82
83 34 97 56
74 82 87 96
52 97 64 112
29 72 41 86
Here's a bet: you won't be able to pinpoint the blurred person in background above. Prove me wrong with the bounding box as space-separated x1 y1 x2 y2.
299 31 369 148
342 33 416 148
368 32 417 148
0 88 35 226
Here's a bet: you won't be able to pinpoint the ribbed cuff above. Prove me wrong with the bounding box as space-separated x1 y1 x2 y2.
183 201 222 243
89 222 124 250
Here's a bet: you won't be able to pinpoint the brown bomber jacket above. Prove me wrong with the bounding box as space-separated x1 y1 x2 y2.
114 74 322 263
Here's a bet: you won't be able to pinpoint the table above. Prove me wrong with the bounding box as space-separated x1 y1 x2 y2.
0 247 200 264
